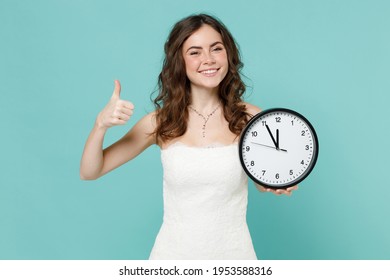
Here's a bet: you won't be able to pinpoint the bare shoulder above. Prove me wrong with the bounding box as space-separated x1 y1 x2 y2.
243 102 261 116
121 110 157 146
136 110 157 132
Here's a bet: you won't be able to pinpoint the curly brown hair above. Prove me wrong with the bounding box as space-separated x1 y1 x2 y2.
153 14 251 143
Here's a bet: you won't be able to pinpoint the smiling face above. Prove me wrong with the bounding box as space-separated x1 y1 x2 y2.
182 24 229 93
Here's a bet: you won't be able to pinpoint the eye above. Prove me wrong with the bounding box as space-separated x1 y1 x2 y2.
189 51 200 56
212 46 224 52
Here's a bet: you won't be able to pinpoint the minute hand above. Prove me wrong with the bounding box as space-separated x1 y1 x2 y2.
251 141 287 152
265 125 279 149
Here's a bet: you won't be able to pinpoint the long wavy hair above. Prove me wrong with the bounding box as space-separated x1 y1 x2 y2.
153 14 251 143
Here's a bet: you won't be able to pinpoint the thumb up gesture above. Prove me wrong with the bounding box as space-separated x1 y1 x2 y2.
96 80 134 129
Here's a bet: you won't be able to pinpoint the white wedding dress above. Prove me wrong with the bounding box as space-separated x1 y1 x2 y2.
149 142 257 260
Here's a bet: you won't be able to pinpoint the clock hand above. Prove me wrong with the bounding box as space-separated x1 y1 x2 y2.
266 125 278 149
276 129 280 150
251 142 287 152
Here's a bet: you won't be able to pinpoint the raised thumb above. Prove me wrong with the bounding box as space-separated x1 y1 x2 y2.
111 80 121 99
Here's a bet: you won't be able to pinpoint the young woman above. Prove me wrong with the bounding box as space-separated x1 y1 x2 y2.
80 14 297 259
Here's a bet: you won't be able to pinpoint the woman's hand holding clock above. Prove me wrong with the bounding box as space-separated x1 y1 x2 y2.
256 184 299 196
96 80 135 129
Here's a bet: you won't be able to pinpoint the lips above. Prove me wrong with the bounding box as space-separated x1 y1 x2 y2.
199 68 220 76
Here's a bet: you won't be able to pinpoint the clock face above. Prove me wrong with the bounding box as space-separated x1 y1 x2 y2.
239 108 319 189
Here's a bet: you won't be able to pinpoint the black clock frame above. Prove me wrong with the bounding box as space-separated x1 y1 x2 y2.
238 108 319 189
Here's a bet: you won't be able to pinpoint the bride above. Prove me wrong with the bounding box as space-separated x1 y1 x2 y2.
80 13 297 259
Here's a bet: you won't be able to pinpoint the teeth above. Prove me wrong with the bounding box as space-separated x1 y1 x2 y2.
201 69 217 74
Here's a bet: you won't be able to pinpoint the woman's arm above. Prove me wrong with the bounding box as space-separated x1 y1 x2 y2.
80 80 156 180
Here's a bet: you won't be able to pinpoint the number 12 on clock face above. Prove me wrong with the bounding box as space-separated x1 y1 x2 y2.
239 108 319 189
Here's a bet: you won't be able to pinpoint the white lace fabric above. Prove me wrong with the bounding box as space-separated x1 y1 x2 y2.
149 143 257 260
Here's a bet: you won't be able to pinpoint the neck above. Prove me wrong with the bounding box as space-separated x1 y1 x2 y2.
189 85 220 113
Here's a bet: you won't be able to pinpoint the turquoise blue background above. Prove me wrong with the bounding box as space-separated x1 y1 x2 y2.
1 0 389 259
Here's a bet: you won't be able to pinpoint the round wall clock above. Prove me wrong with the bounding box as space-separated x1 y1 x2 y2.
239 108 319 189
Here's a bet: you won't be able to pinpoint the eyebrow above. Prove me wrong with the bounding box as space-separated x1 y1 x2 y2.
185 41 224 53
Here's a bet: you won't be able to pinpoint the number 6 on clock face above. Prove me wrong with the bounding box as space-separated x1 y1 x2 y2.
239 108 319 189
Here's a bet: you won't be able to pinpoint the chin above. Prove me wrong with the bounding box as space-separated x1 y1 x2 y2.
195 84 221 91
194 79 224 90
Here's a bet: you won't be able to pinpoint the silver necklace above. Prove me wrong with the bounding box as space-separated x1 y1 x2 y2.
189 105 220 138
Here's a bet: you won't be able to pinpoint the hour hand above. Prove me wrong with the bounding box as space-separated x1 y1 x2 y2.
266 125 279 149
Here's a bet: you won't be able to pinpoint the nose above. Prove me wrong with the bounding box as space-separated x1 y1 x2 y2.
202 52 216 65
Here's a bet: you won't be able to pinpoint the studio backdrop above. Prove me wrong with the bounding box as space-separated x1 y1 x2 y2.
0 0 389 259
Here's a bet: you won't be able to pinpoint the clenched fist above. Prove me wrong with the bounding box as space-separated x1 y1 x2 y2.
96 80 134 129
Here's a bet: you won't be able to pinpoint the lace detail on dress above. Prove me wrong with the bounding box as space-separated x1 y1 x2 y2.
149 143 257 260
163 141 238 150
